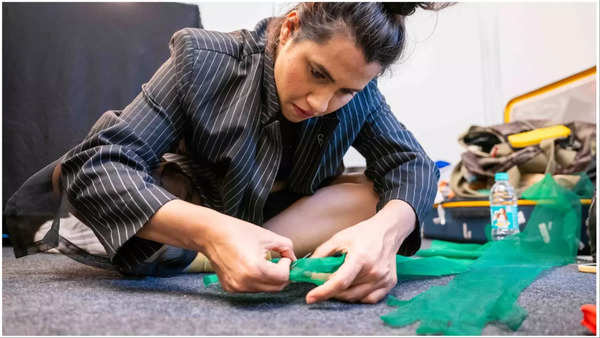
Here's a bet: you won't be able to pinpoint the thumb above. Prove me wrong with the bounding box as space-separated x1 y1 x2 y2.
311 237 342 259
260 257 291 283
276 257 292 270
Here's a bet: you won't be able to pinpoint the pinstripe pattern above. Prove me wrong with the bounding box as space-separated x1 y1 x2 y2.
60 19 439 272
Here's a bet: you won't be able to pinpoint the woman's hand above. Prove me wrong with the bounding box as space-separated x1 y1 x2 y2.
139 199 296 293
200 212 297 293
305 200 416 304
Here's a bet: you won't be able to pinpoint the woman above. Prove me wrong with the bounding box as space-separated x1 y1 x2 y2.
8 2 442 304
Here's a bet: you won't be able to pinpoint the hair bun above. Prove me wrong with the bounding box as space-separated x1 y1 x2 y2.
381 2 419 17
382 2 448 17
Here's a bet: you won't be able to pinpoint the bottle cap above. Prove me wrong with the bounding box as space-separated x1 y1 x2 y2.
495 172 509 181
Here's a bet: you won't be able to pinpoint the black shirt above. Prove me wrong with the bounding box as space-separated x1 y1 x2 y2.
276 113 297 182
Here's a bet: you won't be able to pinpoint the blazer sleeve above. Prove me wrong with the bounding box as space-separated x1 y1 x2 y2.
59 29 214 260
352 84 439 256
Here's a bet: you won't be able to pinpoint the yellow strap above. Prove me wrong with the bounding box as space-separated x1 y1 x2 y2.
433 199 591 209
578 263 596 273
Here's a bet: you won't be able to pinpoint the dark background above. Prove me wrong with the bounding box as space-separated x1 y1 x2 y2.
2 2 202 242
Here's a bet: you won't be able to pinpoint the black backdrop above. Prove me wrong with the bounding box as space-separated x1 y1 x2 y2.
3 3 202 224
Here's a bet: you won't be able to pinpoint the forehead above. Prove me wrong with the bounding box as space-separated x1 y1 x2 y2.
297 33 382 87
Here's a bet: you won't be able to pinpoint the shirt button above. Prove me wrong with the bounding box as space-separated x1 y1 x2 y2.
317 133 325 146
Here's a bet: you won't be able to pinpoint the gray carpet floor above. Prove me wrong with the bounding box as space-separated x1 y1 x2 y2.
2 246 596 335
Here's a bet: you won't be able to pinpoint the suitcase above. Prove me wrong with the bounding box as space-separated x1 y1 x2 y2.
424 198 592 251
422 66 597 254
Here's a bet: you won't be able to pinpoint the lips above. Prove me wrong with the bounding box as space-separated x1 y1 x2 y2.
293 104 315 118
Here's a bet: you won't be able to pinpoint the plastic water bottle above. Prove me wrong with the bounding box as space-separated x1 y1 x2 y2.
490 172 520 241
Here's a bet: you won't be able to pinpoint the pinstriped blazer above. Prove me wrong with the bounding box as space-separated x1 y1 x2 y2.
59 18 439 271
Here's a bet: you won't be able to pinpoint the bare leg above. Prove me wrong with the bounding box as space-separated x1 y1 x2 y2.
263 173 378 257
184 173 378 272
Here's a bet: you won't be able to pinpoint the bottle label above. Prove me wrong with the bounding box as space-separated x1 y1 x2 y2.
490 205 518 230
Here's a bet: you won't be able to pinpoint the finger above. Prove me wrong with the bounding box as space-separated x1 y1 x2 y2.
311 238 341 259
249 258 293 292
244 280 290 293
267 237 297 261
257 257 292 284
278 246 297 261
221 260 291 293
275 256 292 271
360 287 390 304
334 282 380 303
305 253 362 304
228 279 290 293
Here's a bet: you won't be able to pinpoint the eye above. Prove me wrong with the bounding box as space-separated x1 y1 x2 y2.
341 89 356 96
309 65 326 80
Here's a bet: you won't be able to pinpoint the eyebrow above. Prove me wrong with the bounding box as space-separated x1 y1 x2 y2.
312 61 362 93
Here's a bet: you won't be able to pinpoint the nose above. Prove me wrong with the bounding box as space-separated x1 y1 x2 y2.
306 89 333 115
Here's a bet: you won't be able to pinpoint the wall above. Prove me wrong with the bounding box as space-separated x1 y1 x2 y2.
495 2 597 107
196 2 277 31
194 2 597 170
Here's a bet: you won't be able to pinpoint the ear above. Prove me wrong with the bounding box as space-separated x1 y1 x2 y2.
279 10 300 46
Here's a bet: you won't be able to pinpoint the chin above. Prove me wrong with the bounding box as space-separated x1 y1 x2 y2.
282 108 302 123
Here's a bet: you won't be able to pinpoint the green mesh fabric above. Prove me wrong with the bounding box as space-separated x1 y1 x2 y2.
203 252 477 287
572 172 595 198
288 254 346 285
289 253 477 284
202 174 583 335
381 174 581 334
416 240 488 259
203 255 347 287
203 273 220 287
396 255 475 281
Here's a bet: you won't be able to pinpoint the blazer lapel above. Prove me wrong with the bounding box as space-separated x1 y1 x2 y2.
242 119 282 224
234 49 283 224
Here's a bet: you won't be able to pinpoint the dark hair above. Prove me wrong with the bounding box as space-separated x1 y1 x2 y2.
268 2 450 71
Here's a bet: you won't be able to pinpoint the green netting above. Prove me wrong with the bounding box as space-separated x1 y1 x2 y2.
202 174 584 335
288 254 345 285
572 172 595 198
203 255 348 287
416 240 488 259
203 273 220 287
203 251 478 287
396 255 475 281
381 173 581 334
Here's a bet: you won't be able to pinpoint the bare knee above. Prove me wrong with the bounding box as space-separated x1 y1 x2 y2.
328 173 378 203
263 175 378 257
313 174 378 221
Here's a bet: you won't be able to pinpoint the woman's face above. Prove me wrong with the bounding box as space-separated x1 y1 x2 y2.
274 13 382 123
